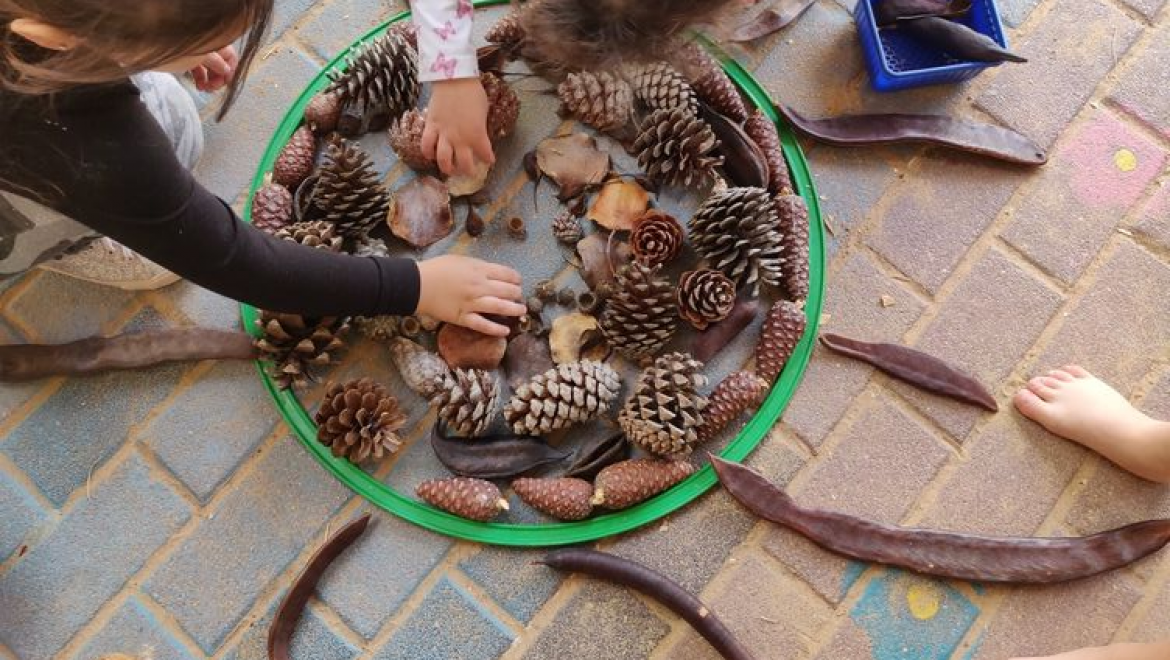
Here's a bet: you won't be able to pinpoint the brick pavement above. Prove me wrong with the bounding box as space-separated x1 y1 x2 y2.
1 0 1169 658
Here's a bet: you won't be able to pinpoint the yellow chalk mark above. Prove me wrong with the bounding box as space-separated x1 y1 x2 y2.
906 583 942 620
1114 148 1138 173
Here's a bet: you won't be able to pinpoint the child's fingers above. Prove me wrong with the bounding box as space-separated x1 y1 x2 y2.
456 146 475 177
482 280 523 303
218 46 240 71
435 136 455 175
190 66 209 90
460 313 511 337
421 122 439 160
474 133 495 166
483 263 522 284
472 296 527 317
202 53 231 77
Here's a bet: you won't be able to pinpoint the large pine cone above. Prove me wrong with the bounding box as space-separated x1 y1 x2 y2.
775 193 810 301
273 127 317 190
591 459 697 509
483 72 520 140
504 360 622 436
745 110 794 195
485 11 526 49
618 352 708 457
304 91 343 135
316 378 407 463
696 371 770 442
680 43 749 123
389 110 434 172
327 30 419 130
255 312 349 390
558 71 633 133
757 300 807 384
430 368 500 438
633 108 722 189
274 221 344 252
630 210 683 267
599 261 678 361
417 477 508 521
388 337 451 400
251 183 293 234
677 269 736 331
512 477 594 521
630 62 700 116
314 139 390 237
689 186 785 294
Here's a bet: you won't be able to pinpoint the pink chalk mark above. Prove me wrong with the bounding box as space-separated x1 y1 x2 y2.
1062 112 1167 211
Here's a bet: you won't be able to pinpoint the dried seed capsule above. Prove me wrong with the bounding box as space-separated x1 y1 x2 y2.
534 280 557 301
507 216 527 239
591 459 697 509
577 291 600 315
399 316 423 338
557 288 577 307
513 477 595 521
527 296 545 315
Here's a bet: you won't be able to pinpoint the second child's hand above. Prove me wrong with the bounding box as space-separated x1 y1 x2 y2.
416 255 525 337
422 78 495 177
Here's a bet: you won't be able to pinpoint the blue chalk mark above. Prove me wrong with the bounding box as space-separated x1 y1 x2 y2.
840 561 868 599
850 569 980 660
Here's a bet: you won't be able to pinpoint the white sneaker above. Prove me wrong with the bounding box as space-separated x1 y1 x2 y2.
37 238 181 291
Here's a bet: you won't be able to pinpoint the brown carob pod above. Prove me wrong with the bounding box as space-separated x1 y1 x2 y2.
417 477 509 521
388 337 451 400
775 193 810 301
552 210 584 245
483 72 521 140
429 368 501 438
557 71 634 133
326 30 419 130
703 107 770 190
689 186 784 294
630 62 700 116
630 210 684 267
565 432 631 481
745 109 794 194
677 269 737 331
431 422 569 480
255 313 349 390
304 91 343 134
696 371 770 442
251 183 294 234
316 378 407 463
273 126 317 190
618 353 709 457
899 17 1027 63
693 300 760 364
314 139 391 238
504 360 622 435
592 459 697 509
274 221 344 252
756 300 807 384
389 110 435 172
513 478 595 521
600 261 678 361
633 107 723 189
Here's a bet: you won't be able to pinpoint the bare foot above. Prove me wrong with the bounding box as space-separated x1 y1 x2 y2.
1013 366 1170 483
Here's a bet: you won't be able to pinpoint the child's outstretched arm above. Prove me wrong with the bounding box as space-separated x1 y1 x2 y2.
412 0 494 176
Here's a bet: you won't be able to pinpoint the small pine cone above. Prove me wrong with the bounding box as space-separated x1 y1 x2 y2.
618 352 708 457
504 361 622 435
677 269 736 331
483 72 520 140
629 210 683 267
354 315 398 342
304 91 343 135
386 21 419 50
599 261 679 361
389 110 434 172
756 300 807 384
326 30 419 128
417 477 509 521
251 183 294 234
388 337 451 400
315 378 407 463
696 371 770 443
552 210 584 245
314 139 391 237
630 62 700 116
775 194 810 301
591 459 697 509
352 236 390 258
430 369 501 438
485 12 526 49
557 71 633 133
689 187 784 294
512 477 594 521
255 313 349 390
745 110 794 195
275 221 344 252
633 108 722 189
273 126 317 190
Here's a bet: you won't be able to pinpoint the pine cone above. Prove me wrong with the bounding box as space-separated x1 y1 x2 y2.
617 352 708 457
315 378 407 463
504 361 622 436
629 210 683 267
304 91 343 135
775 193 810 301
354 316 398 342
630 62 700 116
552 210 584 245
255 312 349 390
757 300 806 384
677 269 736 331
591 459 697 509
251 183 293 234
388 110 435 172
633 108 722 189
696 371 770 442
273 126 317 190
599 261 678 361
417 477 509 521
689 186 784 294
430 368 500 438
388 337 451 400
681 43 749 123
483 72 520 140
557 71 633 133
485 11 526 49
274 221 344 252
512 477 594 521
386 21 419 50
314 139 390 237
351 236 390 258
745 110 794 195
327 30 419 131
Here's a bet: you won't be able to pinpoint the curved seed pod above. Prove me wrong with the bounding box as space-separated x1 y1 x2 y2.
702 106 769 189
693 300 759 365
875 0 972 25
731 0 817 41
564 432 631 480
898 17 1027 63
431 422 570 480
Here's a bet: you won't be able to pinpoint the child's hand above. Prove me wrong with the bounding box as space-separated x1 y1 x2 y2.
423 78 495 177
190 46 239 93
416 255 524 337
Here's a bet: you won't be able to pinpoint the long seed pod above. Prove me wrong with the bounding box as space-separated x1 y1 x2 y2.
712 457 1170 583
0 329 257 382
820 333 998 411
431 422 570 479
269 514 371 660
730 0 817 41
540 549 756 660
702 106 769 189
693 300 760 365
898 17 1027 63
775 104 1047 166
564 432 631 480
875 0 972 25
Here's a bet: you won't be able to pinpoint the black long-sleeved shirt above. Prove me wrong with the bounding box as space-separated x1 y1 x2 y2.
0 79 420 317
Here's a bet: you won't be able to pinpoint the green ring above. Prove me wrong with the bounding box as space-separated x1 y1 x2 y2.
241 0 825 547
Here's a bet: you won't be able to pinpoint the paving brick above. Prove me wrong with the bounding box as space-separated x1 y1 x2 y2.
300 0 406 62
163 282 244 332
270 0 318 42
805 145 901 258
375 577 514 660
71 595 196 660
1119 0 1168 24
975 0 1141 150
763 527 866 605
316 512 453 640
1002 110 1168 284
998 0 1044 27
522 581 670 660
969 571 1144 658
1131 579 1170 644
743 428 809 485
0 471 45 562
0 454 190 659
1141 370 1170 420
0 321 42 429
459 547 563 624
867 155 1026 293
142 361 277 501
656 551 834 660
5 271 135 343
1110 26 1170 138
1133 180 1170 252
1067 461 1170 535
222 600 360 660
1034 240 1170 394
892 248 1062 440
146 435 350 654
1 362 187 506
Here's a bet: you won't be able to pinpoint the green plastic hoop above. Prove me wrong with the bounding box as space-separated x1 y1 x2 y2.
241 0 825 547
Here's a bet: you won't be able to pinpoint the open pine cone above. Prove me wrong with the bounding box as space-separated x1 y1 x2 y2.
745 110 794 195
485 11 526 50
552 210 584 245
430 369 501 438
558 71 633 133
599 261 678 361
316 378 407 463
617 352 708 457
633 107 722 189
254 312 349 390
483 72 520 140
389 110 435 172
677 269 737 331
326 30 419 131
630 210 683 267
630 62 700 116
504 360 622 436
274 221 344 252
689 186 785 295
314 139 390 238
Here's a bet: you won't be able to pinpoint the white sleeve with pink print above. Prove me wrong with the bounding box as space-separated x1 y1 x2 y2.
412 0 479 82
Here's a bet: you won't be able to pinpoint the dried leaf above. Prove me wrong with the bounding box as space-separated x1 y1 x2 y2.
437 323 508 370
550 313 602 365
504 333 556 391
389 176 453 248
576 232 633 292
447 160 492 197
536 134 611 198
731 0 817 41
587 180 651 231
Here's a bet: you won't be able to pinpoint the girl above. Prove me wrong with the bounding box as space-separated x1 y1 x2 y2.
0 0 525 338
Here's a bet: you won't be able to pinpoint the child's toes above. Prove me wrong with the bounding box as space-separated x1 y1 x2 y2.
1013 388 1050 420
1027 376 1059 401
1061 364 1091 378
1048 369 1076 382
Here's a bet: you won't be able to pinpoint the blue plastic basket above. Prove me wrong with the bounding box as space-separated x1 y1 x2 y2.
855 0 1011 91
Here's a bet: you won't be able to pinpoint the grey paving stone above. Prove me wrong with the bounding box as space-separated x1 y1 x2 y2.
998 0 1044 27
374 577 514 660
163 282 244 332
804 145 901 258
270 0 319 42
222 600 360 660
301 0 406 62
146 435 351 654
1110 25 1170 138
70 595 196 660
0 470 45 562
0 454 190 660
4 271 136 344
522 581 671 660
1134 181 1170 252
0 321 42 427
458 546 562 624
